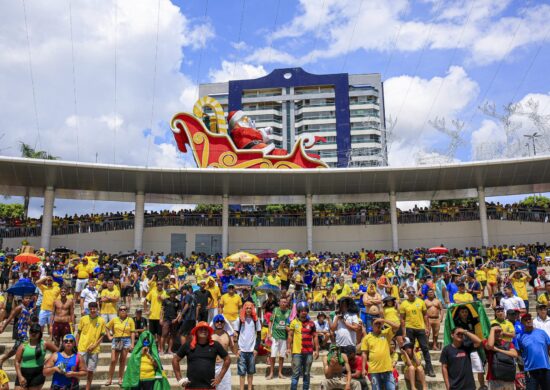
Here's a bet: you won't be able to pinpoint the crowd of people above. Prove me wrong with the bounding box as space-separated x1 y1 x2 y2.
2 201 550 239
0 243 548 390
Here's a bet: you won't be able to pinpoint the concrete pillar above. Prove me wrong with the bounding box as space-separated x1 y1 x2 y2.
40 186 55 251
306 194 313 252
133 191 145 251
222 195 229 257
478 187 489 247
389 191 399 251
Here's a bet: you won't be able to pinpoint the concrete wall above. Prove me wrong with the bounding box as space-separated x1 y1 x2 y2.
3 220 550 255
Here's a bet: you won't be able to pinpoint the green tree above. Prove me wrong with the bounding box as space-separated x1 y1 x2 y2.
430 198 476 208
194 204 222 213
519 195 550 208
0 203 24 218
20 142 59 218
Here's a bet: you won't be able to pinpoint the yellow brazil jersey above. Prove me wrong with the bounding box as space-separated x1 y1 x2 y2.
512 276 528 300
313 290 327 303
0 369 8 386
38 284 60 311
220 293 242 321
475 269 487 282
399 298 427 329
490 319 515 342
453 292 474 304
207 284 221 309
486 268 499 284
320 276 329 288
360 327 394 373
140 354 156 380
107 317 135 338
75 263 91 279
267 275 281 287
177 266 186 276
537 293 550 306
77 315 106 354
289 318 316 354
331 284 352 300
100 288 120 315
383 306 400 324
195 268 207 282
278 264 289 282
146 289 165 320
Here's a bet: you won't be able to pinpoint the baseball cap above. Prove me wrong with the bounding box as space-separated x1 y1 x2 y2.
506 309 519 316
521 313 532 321
537 303 548 309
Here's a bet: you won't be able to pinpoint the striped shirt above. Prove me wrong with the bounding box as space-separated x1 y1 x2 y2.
290 318 316 354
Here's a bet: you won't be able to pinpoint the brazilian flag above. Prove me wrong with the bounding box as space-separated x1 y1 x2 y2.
122 331 171 390
443 302 492 360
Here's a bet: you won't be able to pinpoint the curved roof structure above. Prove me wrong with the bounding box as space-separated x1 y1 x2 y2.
0 155 549 204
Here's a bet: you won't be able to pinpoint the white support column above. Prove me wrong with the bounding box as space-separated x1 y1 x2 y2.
389 191 399 251
133 191 145 251
40 186 55 251
478 187 489 247
306 194 313 253
222 195 229 257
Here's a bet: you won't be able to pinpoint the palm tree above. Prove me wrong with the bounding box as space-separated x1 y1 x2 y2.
20 142 59 218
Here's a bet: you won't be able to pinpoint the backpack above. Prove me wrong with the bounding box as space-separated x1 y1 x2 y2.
492 342 516 382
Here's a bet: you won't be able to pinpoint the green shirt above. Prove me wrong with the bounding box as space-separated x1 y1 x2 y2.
271 307 290 340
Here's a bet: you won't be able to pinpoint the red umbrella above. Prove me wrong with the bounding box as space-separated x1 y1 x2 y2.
257 250 277 259
429 247 449 254
15 253 41 264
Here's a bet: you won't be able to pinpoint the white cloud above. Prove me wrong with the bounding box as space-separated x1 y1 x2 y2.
0 0 212 168
260 0 550 66
246 47 298 65
208 60 267 83
384 66 479 165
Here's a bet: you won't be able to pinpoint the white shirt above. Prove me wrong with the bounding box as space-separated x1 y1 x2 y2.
334 312 360 347
314 320 330 333
501 296 525 312
80 287 99 309
235 317 261 352
533 315 550 337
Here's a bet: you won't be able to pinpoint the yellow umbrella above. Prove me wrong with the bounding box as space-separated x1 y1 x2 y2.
225 251 260 263
277 249 294 257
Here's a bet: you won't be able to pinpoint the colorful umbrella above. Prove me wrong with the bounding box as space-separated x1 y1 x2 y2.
232 278 253 287
429 247 449 254
504 259 527 267
14 253 41 264
146 265 171 280
257 250 277 259
277 249 294 257
225 252 260 263
7 279 37 296
256 284 281 294
296 259 309 266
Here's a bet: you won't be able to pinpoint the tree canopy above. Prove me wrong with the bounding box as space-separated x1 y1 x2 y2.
0 203 24 218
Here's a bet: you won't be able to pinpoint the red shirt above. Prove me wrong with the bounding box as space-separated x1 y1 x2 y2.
483 339 516 380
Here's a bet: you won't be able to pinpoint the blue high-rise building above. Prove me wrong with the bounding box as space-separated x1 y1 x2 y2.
199 67 387 168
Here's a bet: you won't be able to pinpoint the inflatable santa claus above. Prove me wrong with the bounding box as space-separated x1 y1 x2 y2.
227 110 287 156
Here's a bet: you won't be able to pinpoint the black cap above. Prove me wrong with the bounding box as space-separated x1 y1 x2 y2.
506 309 519 316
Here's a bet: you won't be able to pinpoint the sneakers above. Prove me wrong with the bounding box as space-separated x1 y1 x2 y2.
425 366 436 377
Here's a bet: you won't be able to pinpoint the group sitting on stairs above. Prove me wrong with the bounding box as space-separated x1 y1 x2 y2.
0 243 548 390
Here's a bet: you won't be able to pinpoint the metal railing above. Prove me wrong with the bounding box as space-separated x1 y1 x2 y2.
2 209 550 238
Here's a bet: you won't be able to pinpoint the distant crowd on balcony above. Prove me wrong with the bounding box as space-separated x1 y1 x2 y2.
1 200 549 238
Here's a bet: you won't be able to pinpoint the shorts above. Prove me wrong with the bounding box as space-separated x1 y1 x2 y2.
470 351 484 373
112 337 132 350
161 320 179 337
79 352 99 372
15 366 45 387
75 278 88 293
488 380 515 390
121 286 133 297
39 309 52 326
52 321 72 340
179 320 196 336
215 361 231 390
271 339 287 358
149 319 161 336
237 351 256 376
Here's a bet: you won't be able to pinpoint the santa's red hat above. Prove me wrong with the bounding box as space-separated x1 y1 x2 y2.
228 110 245 129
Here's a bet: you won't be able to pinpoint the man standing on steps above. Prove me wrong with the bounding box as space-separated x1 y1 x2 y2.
76 301 106 390
51 285 75 347
211 314 237 390
267 296 290 380
400 287 435 377
440 327 482 390
79 278 99 315
424 288 444 350
36 275 60 335
234 302 262 390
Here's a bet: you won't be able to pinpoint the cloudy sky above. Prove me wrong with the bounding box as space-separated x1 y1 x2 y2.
1 0 550 215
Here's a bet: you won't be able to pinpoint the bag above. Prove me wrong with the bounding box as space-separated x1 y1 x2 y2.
492 342 516 382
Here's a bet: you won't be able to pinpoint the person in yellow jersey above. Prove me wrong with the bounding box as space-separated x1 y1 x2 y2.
219 284 242 329
400 287 435 377
278 258 290 289
100 279 121 324
36 275 60 335
206 277 222 323
331 276 352 302
267 269 281 288
510 269 532 311
74 258 93 296
76 302 106 390
105 305 135 386
382 296 403 345
475 265 487 299
195 263 207 283
537 280 550 305
360 318 400 388
485 262 500 301
490 306 515 342
146 282 166 344
453 282 474 304
0 367 8 390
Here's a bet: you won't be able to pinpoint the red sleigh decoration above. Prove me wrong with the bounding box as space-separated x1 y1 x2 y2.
170 98 328 169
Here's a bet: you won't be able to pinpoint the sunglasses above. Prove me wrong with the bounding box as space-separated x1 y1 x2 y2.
63 339 75 343
119 308 127 311
215 320 224 323
407 291 415 294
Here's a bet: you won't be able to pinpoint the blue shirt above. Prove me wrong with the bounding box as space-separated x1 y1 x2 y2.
447 282 458 303
517 328 550 371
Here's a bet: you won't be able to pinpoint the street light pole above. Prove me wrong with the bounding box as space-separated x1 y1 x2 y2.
524 132 541 156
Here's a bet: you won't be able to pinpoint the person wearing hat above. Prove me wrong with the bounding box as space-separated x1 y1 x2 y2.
517 313 550 389
453 282 474 304
226 110 286 156
194 279 213 323
313 312 331 350
534 303 550 337
159 289 180 356
172 322 231 389
133 308 148 336
490 306 515 342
